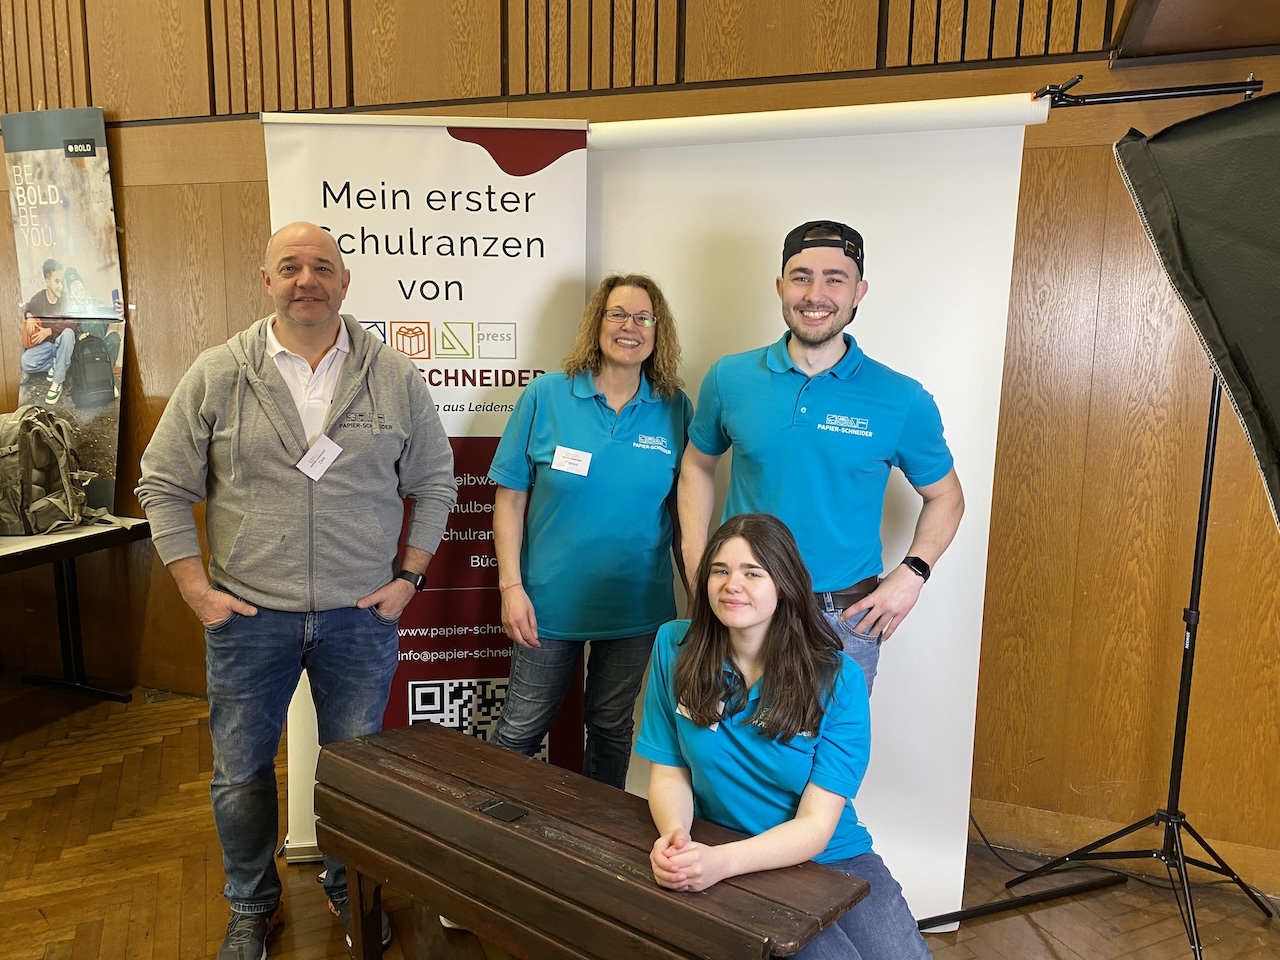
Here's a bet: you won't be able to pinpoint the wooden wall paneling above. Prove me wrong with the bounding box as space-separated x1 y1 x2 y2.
937 0 966 63
66 0 87 105
964 0 994 60
548 0 567 93
507 0 527 95
1079 0 1110 50
107 182 236 692
117 183 230 420
885 0 916 66
633 0 655 86
656 0 676 83
219 180 272 337
105 119 265 188
243 0 262 112
569 0 589 90
683 0 755 79
527 0 547 94
1182 416 1280 850
210 0 231 113
11 0 34 110
326 0 348 107
308 0 328 108
259 0 279 110
590 0 609 88
991 0 1021 59
289 0 312 111
1 2 18 112
1049 0 1080 53
912 0 940 67
684 0 877 82
970 145 1113 810
48 0 74 106
275 0 297 110
84 0 211 121
612 0 632 87
1057 172 1209 823
1019 0 1049 57
29 0 47 106
350 0 502 105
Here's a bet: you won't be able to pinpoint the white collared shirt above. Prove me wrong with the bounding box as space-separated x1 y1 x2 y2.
265 319 351 447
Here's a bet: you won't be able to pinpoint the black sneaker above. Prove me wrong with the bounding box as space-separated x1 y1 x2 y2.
329 900 393 952
217 902 282 960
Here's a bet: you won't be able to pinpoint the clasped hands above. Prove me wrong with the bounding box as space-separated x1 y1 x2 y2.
650 827 728 893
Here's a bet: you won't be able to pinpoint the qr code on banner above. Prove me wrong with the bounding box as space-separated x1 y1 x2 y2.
406 678 548 760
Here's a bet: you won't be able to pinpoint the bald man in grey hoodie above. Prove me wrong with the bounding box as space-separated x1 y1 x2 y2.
137 222 456 960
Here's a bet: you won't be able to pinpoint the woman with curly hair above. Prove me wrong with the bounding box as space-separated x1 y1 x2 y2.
487 273 692 788
637 513 930 959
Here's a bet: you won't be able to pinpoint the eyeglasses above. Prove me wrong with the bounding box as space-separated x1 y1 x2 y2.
603 308 657 328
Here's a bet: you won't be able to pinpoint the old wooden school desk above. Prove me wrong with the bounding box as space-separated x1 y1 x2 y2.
316 722 870 960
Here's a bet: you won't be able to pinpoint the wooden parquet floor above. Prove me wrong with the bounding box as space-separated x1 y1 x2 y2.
1 678 1276 960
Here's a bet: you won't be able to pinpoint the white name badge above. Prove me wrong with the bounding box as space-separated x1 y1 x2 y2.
551 445 591 476
296 435 343 481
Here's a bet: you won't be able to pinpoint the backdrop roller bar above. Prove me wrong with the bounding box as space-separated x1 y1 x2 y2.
1034 74 1263 106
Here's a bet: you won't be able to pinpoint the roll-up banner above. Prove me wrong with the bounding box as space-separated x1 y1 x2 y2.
2 107 127 511
262 114 587 857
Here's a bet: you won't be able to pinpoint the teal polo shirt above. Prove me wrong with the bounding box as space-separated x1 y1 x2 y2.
688 333 953 592
636 620 873 863
488 372 693 640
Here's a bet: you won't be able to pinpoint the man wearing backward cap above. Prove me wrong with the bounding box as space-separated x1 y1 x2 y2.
677 220 964 694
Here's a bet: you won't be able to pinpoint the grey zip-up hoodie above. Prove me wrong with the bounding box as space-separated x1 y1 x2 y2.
137 314 457 612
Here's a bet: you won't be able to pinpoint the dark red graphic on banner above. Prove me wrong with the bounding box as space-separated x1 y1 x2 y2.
447 127 587 177
383 435 584 772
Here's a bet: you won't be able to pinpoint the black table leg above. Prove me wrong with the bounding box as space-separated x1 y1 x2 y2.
22 556 132 702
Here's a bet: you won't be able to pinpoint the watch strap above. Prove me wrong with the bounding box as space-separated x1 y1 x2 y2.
395 569 426 591
902 556 931 582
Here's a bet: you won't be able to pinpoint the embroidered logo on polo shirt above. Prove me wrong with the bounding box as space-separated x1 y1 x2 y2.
337 411 392 432
633 433 672 454
817 413 873 437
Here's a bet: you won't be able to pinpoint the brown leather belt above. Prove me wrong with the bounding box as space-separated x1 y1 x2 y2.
815 575 881 610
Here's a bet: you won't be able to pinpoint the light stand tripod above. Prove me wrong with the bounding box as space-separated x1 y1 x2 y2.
917 77 1274 954
1002 376 1273 958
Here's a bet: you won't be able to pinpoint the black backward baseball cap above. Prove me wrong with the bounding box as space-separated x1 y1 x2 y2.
781 220 865 277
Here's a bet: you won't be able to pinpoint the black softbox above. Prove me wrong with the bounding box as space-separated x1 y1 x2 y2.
1114 93 1280 532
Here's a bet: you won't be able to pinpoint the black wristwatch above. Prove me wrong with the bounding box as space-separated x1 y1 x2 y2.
395 569 426 591
901 556 931 582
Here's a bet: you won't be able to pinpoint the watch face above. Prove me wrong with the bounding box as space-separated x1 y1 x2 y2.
904 556 931 581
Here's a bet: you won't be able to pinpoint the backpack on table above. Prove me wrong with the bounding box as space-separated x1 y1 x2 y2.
0 405 103 535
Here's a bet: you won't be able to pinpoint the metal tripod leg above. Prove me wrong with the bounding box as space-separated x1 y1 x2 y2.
1006 813 1159 888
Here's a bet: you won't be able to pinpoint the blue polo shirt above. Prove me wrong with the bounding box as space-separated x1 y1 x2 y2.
688 332 953 591
636 620 873 863
488 372 693 640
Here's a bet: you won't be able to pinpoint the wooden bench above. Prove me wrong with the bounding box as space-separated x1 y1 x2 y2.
315 721 869 960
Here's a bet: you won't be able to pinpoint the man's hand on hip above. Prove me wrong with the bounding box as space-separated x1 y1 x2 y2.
357 578 416 621
841 565 925 641
187 583 257 627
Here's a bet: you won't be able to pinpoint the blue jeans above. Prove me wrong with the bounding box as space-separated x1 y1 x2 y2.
820 600 881 695
490 632 655 789
794 850 931 960
21 329 75 384
205 601 399 914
